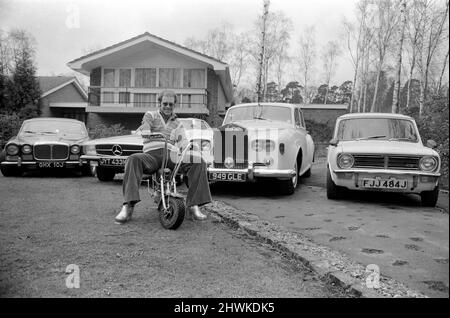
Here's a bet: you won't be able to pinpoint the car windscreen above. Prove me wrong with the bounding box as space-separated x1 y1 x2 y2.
20 121 88 138
337 118 419 142
180 119 209 130
223 106 292 125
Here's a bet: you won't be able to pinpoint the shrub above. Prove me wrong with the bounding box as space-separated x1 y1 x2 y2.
88 123 129 139
0 113 22 149
305 119 333 142
403 95 449 189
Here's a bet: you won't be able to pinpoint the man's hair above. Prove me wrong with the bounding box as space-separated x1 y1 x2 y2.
158 90 177 104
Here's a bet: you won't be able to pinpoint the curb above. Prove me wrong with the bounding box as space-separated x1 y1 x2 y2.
204 200 428 298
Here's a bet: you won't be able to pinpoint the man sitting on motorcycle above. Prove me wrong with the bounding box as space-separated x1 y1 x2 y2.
115 90 211 223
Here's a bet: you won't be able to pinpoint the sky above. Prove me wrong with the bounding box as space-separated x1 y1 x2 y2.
0 0 358 88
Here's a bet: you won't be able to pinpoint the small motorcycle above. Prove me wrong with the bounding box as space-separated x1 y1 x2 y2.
144 133 195 230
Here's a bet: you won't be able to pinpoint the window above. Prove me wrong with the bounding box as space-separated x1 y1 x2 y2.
103 69 115 87
135 68 156 87
103 92 114 103
183 69 205 88
119 92 130 104
296 109 305 128
182 94 205 108
159 68 180 88
294 109 301 127
134 93 157 107
119 69 131 87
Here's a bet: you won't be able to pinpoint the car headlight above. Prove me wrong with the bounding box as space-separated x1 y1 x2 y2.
419 156 438 172
201 140 211 152
337 153 354 169
6 144 19 156
83 144 97 156
22 144 32 154
251 140 275 152
70 145 81 154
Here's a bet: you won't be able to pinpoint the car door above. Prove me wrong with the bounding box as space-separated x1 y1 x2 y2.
295 108 314 172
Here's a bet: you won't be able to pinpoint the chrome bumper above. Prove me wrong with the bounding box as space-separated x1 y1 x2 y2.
334 168 441 177
208 163 296 182
1 160 85 166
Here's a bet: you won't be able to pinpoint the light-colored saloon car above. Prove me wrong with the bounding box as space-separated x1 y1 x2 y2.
326 113 441 206
81 118 213 182
208 103 315 195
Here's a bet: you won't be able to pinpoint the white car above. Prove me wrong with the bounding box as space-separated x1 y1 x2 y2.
81 118 213 181
326 113 441 206
208 103 315 195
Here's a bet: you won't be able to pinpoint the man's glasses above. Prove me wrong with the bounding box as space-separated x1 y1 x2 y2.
162 102 174 107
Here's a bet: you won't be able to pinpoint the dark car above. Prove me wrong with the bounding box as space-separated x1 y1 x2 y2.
0 117 90 177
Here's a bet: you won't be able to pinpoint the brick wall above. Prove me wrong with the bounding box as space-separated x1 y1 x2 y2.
301 106 348 128
206 68 221 127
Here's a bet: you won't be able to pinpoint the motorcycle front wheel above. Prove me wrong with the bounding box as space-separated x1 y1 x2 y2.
158 197 185 230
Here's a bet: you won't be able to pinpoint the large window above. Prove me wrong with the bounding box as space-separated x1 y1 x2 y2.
103 69 115 87
159 68 181 88
181 94 205 108
135 68 156 88
134 93 157 107
119 69 131 87
183 69 205 88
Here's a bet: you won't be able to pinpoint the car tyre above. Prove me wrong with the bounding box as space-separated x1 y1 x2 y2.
326 167 343 199
421 186 439 207
0 164 22 177
280 161 298 195
96 167 116 182
302 166 311 178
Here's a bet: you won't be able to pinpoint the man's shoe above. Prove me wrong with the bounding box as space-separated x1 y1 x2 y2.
115 204 134 224
189 205 207 221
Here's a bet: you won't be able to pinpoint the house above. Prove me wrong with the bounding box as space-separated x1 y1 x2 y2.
67 32 234 130
38 76 88 122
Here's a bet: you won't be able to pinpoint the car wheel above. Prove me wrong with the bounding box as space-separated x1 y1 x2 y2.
96 167 116 182
326 167 343 199
0 164 22 177
421 186 439 207
302 166 311 178
80 165 93 176
280 161 298 195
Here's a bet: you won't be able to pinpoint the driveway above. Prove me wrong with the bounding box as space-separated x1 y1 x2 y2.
210 159 449 298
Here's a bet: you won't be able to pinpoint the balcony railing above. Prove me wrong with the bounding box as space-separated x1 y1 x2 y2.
88 86 207 109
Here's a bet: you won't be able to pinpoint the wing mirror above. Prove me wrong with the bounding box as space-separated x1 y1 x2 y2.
426 139 437 149
329 138 339 147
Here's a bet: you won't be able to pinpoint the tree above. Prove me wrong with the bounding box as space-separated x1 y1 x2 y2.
266 81 279 102
280 81 303 103
392 0 408 113
0 29 40 117
321 41 341 105
297 25 316 104
370 0 400 113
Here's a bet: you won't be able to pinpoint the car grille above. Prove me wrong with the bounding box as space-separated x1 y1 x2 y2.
95 144 143 156
353 154 420 170
213 128 248 168
34 144 69 160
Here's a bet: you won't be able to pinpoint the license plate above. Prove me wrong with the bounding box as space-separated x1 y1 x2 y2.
100 158 127 166
209 172 247 182
362 177 407 189
38 161 65 168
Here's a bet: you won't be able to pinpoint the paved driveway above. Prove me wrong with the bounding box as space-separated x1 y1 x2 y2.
210 159 449 298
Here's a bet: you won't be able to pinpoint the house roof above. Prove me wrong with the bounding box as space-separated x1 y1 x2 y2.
68 31 227 66
67 32 233 102
37 76 88 100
